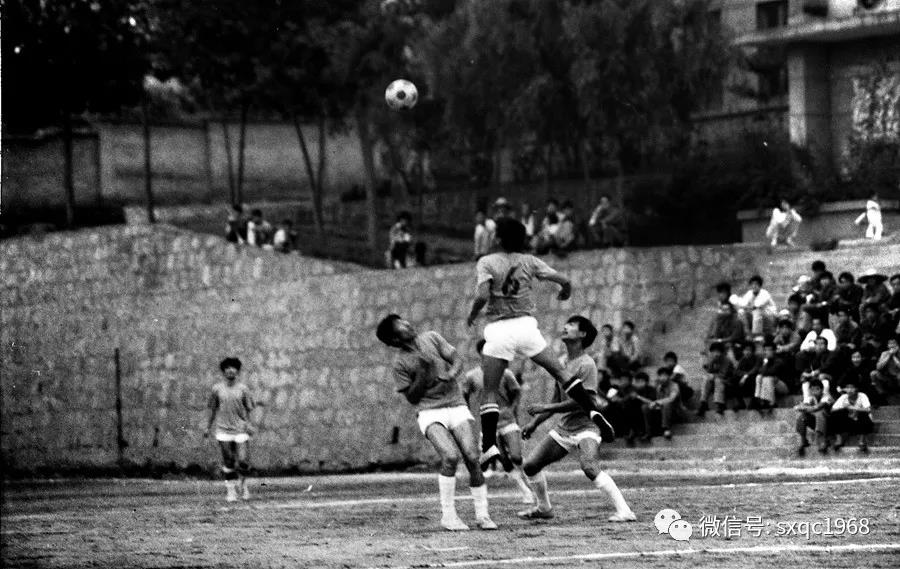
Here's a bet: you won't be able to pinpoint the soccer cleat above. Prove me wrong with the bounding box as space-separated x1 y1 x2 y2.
607 511 637 522
441 516 470 531
517 506 555 520
476 516 498 530
480 445 501 469
589 411 616 443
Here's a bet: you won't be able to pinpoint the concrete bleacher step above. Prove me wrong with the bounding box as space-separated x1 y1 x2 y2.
675 419 900 436
678 405 900 423
600 445 900 461
605 433 900 450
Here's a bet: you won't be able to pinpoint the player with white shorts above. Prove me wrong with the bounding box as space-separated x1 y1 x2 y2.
205 357 256 502
518 316 636 522
466 218 615 465
376 314 497 531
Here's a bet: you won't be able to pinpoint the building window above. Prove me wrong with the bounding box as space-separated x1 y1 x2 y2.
759 60 788 99
756 0 788 30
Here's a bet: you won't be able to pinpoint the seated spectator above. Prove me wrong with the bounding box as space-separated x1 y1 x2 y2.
706 294 746 351
809 260 827 292
225 204 247 244
473 210 493 260
548 201 577 257
859 270 891 312
603 373 632 441
765 198 802 248
871 335 900 404
774 318 802 361
794 378 832 455
798 336 841 401
888 274 900 331
731 275 777 340
833 307 861 355
588 194 625 248
804 271 838 324
624 371 656 442
697 341 736 417
388 212 413 269
592 324 616 375
532 199 560 254
246 209 273 247
518 202 536 242
799 317 837 352
609 321 644 377
786 292 812 336
272 219 295 253
754 341 788 412
831 380 873 453
662 351 695 406
839 350 873 396
735 342 761 410
860 302 892 357
641 367 682 442
835 272 863 322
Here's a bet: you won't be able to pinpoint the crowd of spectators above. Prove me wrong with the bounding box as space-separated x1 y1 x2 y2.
225 204 297 254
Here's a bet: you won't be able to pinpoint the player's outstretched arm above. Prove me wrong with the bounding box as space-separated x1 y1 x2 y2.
205 393 219 438
467 281 491 327
540 272 572 301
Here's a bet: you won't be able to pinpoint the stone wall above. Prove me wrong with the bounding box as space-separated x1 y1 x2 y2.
1 225 765 474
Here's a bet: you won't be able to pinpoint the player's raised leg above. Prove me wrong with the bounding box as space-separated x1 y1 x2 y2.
518 434 568 519
450 417 497 530
478 353 510 461
499 425 536 504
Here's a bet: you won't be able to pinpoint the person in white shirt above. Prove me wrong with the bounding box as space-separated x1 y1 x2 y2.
731 275 778 339
854 192 883 241
765 199 802 248
473 210 493 260
799 317 838 352
830 380 873 452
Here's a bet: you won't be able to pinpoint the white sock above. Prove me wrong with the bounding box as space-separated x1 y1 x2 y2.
470 484 489 519
511 465 533 498
593 471 631 515
438 475 458 519
526 472 551 511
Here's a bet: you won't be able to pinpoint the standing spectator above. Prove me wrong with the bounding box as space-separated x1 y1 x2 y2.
592 324 616 375
854 192 883 241
835 272 864 322
697 341 736 417
753 341 788 412
871 336 900 404
225 204 247 244
798 337 841 401
388 212 413 269
588 194 625 248
731 275 777 340
272 220 295 253
518 202 536 242
735 342 762 410
641 367 682 441
859 270 891 312
794 379 832 455
765 198 802 249
839 350 874 396
662 351 694 406
473 210 493 260
246 209 273 248
833 307 862 355
609 321 643 377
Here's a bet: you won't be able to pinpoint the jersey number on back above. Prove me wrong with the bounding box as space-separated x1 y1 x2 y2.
501 266 522 297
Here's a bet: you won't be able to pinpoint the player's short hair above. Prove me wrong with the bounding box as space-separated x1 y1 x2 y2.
807 378 824 390
709 341 725 353
715 282 732 295
567 315 598 348
476 339 486 354
838 271 854 283
657 366 672 377
495 218 528 253
812 260 826 272
220 357 242 372
376 314 402 346
663 351 678 362
634 371 649 382
749 275 763 286
622 320 635 330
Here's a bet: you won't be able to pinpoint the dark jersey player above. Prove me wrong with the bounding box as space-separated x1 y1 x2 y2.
467 218 615 465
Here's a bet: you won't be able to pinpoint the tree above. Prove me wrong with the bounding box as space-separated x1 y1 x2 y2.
2 0 151 227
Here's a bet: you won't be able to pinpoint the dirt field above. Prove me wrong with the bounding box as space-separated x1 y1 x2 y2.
3 467 900 569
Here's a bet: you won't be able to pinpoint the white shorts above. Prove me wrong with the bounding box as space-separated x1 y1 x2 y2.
483 316 548 361
548 429 602 453
417 405 475 435
498 423 521 436
215 432 250 443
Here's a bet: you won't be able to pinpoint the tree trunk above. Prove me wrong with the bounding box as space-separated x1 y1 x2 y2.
379 125 411 204
202 120 214 204
580 136 591 186
355 106 380 253
222 120 236 205
62 112 76 228
292 113 325 235
142 99 156 223
236 101 249 204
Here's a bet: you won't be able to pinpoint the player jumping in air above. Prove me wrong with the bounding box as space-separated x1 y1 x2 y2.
467 218 615 465
205 357 255 502
376 314 497 531
460 340 535 504
519 316 637 522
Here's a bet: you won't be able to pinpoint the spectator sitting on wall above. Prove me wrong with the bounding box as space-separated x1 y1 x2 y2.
765 198 802 250
860 302 892 357
547 201 577 257
831 379 874 453
588 194 625 248
609 321 644 378
388 211 413 269
783 293 810 336
246 209 273 248
804 271 838 324
474 210 493 260
871 335 900 405
835 272 864 322
730 275 777 341
809 260 828 292
518 202 536 242
272 220 296 253
225 204 247 244
623 371 655 443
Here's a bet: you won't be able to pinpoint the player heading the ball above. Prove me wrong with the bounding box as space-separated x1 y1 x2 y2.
466 218 615 466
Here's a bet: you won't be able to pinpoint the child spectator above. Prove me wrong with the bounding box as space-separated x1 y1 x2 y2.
794 378 832 455
389 212 413 269
871 336 900 404
799 336 841 401
473 210 493 260
735 342 762 410
839 350 873 396
246 209 273 247
754 341 787 411
731 275 777 340
854 192 883 241
662 351 694 406
697 342 736 417
609 321 643 377
833 307 862 355
765 198 802 249
225 204 247 244
272 220 295 253
641 367 682 441
835 272 864 322
624 372 656 442
831 380 873 452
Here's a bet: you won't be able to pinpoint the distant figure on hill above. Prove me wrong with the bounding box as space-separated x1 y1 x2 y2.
588 194 625 248
388 211 413 269
246 209 274 248
473 210 493 260
854 192 883 241
765 198 802 249
225 204 247 244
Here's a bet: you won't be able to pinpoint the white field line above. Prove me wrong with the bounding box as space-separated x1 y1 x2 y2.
364 543 900 569
4 475 898 526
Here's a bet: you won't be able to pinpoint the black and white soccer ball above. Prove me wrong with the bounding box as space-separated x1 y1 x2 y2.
385 79 418 111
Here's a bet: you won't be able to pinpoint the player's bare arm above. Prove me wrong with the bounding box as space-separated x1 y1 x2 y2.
399 369 433 405
467 280 491 326
437 344 464 381
521 407 555 439
539 272 572 301
204 393 219 438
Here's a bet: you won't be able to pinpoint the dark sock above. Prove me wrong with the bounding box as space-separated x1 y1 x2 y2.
564 380 615 441
479 405 499 451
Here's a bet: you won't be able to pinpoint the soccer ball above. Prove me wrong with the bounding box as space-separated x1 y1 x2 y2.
385 79 418 110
